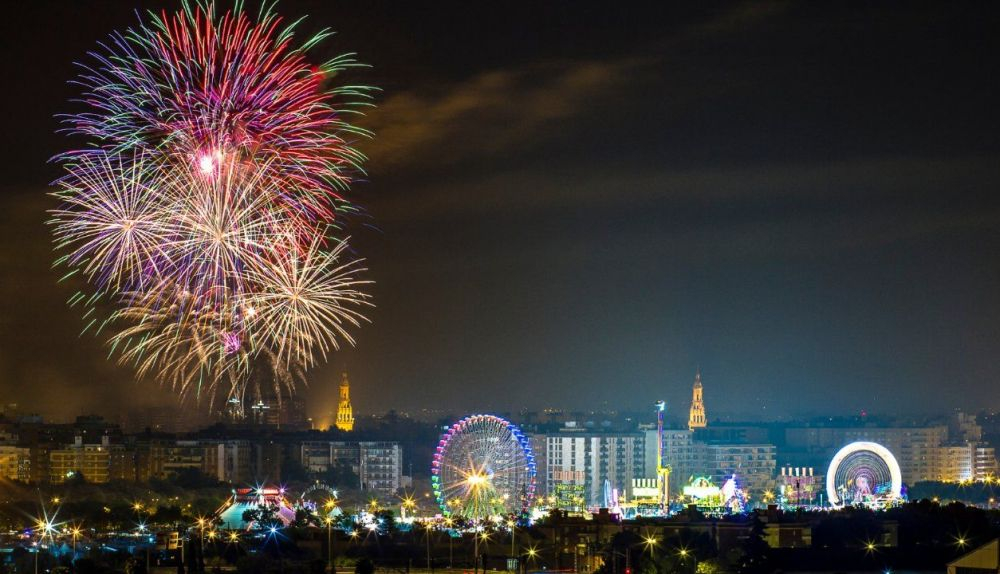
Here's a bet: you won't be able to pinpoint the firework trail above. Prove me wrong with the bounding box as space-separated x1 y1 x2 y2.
50 0 375 413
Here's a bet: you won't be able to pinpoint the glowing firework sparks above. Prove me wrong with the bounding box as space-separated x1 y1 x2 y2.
50 151 173 292
61 1 374 222
248 237 372 368
50 0 375 412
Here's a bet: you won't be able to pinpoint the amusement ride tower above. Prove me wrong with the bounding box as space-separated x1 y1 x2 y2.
655 401 671 510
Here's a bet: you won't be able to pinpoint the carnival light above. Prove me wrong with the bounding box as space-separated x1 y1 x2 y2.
826 442 902 508
432 415 536 520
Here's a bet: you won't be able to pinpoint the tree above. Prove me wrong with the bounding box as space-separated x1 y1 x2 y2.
169 468 221 489
322 460 359 489
242 505 282 531
125 557 148 574
292 507 317 528
151 505 185 525
736 515 772 574
595 531 642 574
281 458 310 483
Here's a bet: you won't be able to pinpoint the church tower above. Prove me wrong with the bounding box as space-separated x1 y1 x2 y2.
688 371 707 430
335 372 355 431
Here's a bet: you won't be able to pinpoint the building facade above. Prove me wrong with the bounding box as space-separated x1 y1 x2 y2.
783 423 998 484
299 440 402 495
0 445 30 482
705 443 776 497
541 427 645 508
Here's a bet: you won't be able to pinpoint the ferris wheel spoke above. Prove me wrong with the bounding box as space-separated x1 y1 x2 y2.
432 415 536 518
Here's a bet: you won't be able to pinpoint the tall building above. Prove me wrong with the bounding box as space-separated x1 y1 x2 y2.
540 425 646 508
0 445 30 482
248 397 309 430
335 372 355 432
705 443 776 496
202 439 254 484
780 424 1000 484
48 435 132 484
298 440 403 495
656 428 706 495
688 371 707 430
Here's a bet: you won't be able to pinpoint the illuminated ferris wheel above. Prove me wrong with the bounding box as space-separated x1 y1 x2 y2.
431 414 536 520
826 441 902 508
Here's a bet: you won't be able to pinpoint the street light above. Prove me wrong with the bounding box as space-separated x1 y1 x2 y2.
642 535 658 558
423 520 433 571
474 528 490 574
71 526 82 561
325 516 338 574
676 546 697 572
522 545 541 574
444 518 455 568
508 520 517 566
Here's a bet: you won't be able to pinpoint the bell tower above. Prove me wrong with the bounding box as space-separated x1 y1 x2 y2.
335 372 355 431
688 371 707 430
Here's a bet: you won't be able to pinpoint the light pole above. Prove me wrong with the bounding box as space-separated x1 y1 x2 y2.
642 535 658 560
35 520 53 574
677 547 696 574
508 521 516 570
324 498 339 574
473 525 479 574
524 547 539 574
444 518 454 568
205 529 217 566
425 521 432 571
325 517 334 574
71 527 81 562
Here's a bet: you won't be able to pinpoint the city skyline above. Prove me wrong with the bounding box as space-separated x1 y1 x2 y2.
1 4 999 574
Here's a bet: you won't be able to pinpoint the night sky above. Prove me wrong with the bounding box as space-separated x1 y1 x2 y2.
1 1 998 421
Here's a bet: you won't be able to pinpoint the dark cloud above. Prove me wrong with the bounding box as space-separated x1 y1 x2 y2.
364 57 646 172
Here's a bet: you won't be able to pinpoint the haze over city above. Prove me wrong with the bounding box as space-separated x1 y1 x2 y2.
0 1 998 423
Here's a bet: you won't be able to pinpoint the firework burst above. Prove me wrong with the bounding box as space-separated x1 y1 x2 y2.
50 0 375 412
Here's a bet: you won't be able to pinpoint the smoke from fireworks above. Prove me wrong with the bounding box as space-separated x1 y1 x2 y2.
49 1 375 413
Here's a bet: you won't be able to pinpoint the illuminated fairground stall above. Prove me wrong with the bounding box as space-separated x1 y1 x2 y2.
681 475 748 514
777 466 823 507
217 486 297 530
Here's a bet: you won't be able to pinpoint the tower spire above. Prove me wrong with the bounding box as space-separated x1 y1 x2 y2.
335 372 355 431
688 371 706 430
